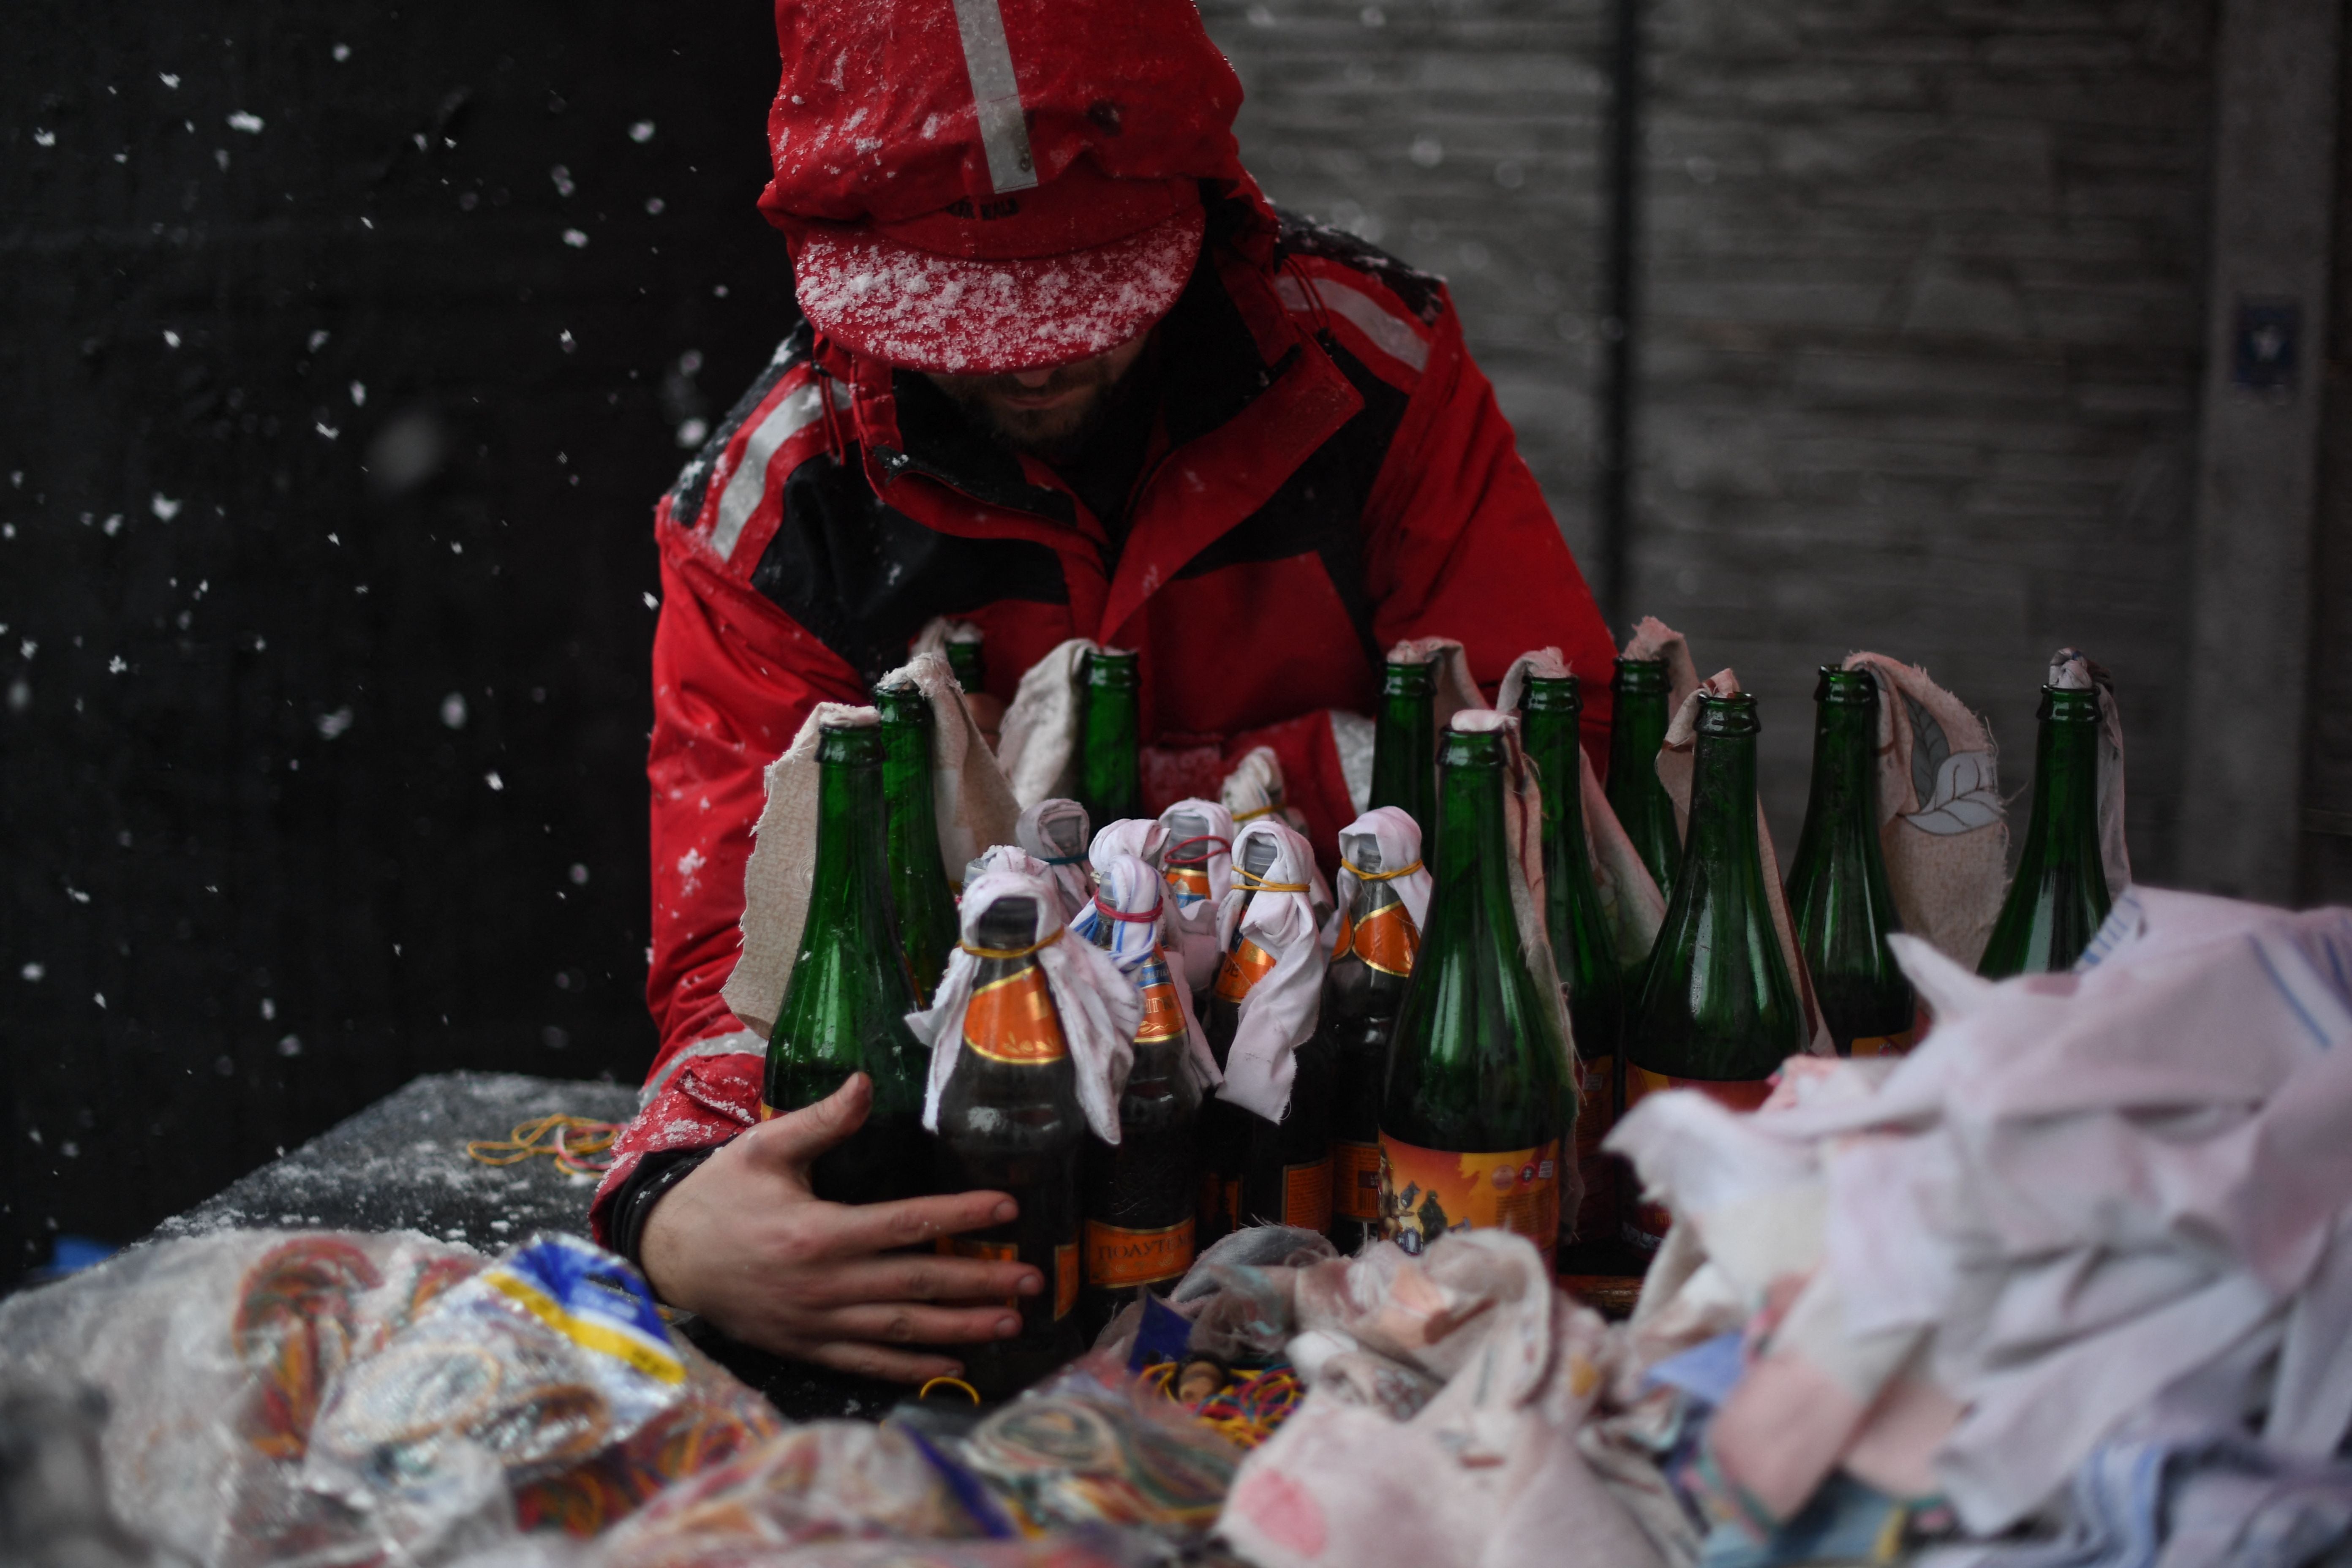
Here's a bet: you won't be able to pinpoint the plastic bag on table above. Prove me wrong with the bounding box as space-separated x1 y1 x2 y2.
910 1351 1244 1540
0 1228 491 1567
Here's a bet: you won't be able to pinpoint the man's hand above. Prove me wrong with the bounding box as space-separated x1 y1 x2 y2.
638 1073 1040 1383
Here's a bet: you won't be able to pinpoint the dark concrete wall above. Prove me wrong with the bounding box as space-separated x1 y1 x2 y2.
0 2 795 1282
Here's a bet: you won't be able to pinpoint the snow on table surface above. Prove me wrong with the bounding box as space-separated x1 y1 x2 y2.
150 1070 637 1253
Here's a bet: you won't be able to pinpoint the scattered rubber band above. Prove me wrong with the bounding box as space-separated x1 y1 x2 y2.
1165 834 1230 865
465 1114 621 1176
1229 803 1281 823
1091 896 1162 923
919 1375 983 1405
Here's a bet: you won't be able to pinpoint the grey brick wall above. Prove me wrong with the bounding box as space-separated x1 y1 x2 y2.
1205 0 2216 873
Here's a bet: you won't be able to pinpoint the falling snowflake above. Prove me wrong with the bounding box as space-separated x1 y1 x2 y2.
485 770 504 792
151 493 182 521
629 120 656 143
227 112 264 134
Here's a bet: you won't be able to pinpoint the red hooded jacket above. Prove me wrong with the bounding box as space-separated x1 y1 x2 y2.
590 183 1618 1248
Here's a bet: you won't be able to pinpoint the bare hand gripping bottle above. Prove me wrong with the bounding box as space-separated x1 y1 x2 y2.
1073 852 1205 1335
1078 648 1143 829
761 716 931 1205
1324 808 1429 1253
1378 714 1571 1266
876 678 961 1008
1518 672 1625 1241
1622 689 1805 1250
1977 664 2113 978
931 892 1087 1395
1786 667 1915 1054
1607 657 1682 905
1369 654 1439 853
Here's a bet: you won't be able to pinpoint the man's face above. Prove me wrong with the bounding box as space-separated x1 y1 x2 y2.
923 331 1152 459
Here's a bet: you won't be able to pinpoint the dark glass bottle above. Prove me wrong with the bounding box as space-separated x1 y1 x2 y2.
1786 668 1915 1054
1378 722 1571 1266
1623 691 1805 1250
1519 674 1625 1242
1078 924 1200 1335
876 680 960 1009
1606 657 1682 904
945 635 986 699
1200 834 1279 1245
1077 648 1143 828
762 721 931 1205
933 896 1086 1395
1369 657 1438 853
1977 683 2112 978
1324 828 1420 1253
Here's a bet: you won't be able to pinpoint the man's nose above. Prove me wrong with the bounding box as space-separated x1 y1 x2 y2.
1010 368 1055 390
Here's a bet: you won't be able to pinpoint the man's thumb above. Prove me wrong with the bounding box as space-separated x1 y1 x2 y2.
744 1071 872 1179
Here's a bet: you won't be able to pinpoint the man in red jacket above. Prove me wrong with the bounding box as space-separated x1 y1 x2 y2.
596 0 1620 1384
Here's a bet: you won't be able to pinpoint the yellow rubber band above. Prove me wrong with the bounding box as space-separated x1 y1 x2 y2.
1229 802 1281 822
1343 858 1424 882
958 926 1067 961
918 1375 983 1404
1234 871 1309 893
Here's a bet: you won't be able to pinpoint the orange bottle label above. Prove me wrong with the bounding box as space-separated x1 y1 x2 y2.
1282 1157 1333 1232
1055 1242 1080 1321
1084 1218 1195 1290
1351 901 1418 977
936 1236 1021 1308
1332 1141 1384 1222
1213 938 1279 1004
1848 1030 1915 1058
1328 910 1353 960
963 966 1069 1064
1166 865 1211 909
1379 1136 1560 1267
1619 1068 1773 1249
1134 952 1187 1044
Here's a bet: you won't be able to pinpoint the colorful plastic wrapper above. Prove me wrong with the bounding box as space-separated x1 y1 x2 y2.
920 1352 1243 1538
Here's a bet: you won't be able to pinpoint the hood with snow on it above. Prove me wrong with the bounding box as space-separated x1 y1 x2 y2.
1606 884 2352 1538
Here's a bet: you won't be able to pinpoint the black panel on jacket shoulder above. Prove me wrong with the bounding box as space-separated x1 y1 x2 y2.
747 457 1068 688
1271 209 1446 327
668 321 813 528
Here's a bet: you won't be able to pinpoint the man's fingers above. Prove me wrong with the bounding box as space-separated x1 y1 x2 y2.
801 1339 969 1385
829 1189 1021 1253
797 1254 1043 1308
740 1073 872 1176
811 1302 1026 1347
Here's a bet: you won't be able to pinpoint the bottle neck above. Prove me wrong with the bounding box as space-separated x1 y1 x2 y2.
878 693 943 863
1801 687 1878 847
2023 688 2103 866
1079 655 1141 823
1683 710 1763 869
1607 668 1671 782
1429 732 1517 947
1520 684 1587 853
811 730 891 932
1371 664 1438 823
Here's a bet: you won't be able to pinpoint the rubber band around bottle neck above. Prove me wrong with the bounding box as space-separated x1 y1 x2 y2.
1234 871 1309 894
1165 834 1230 866
1229 802 1282 823
958 927 1067 961
1091 896 1163 923
1342 858 1424 883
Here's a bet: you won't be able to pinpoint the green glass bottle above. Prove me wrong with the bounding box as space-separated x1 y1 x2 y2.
1977 683 2112 978
945 634 986 700
1519 674 1625 1242
1786 668 1915 1055
876 679 960 1008
761 720 931 1206
933 893 1086 1394
1623 691 1804 1250
1324 825 1420 1253
1077 648 1143 828
1606 658 1681 904
1369 656 1438 852
1378 720 1571 1266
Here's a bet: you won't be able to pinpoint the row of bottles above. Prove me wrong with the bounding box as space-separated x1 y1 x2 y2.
762 630 2114 1390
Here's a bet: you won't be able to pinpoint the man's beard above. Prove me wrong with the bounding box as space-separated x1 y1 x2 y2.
939 359 1139 463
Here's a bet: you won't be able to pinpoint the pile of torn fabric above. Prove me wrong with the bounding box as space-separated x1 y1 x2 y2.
1605 885 2352 1567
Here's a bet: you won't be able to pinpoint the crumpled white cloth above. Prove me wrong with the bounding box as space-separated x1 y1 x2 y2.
1496 647 1667 966
908 868 1141 1145
1223 747 1334 928
996 636 1095 808
1159 797 1237 995
1070 849 1220 1092
721 702 877 1041
1387 633 1488 727
1656 668 1834 1057
1089 816 1168 873
1015 798 1094 921
875 650 1022 882
1217 1231 1670 1568
1334 806 1433 935
1214 820 1329 1123
1608 885 2352 1537
963 842 1050 887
